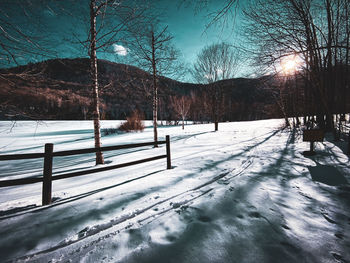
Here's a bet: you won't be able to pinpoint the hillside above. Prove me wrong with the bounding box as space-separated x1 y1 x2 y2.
0 58 278 120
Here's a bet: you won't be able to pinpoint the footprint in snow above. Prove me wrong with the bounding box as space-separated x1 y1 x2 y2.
78 226 90 238
217 179 229 185
298 191 312 200
322 213 337 224
331 252 347 262
281 224 290 230
166 235 177 242
248 212 261 219
197 215 212 223
335 233 344 240
128 228 143 247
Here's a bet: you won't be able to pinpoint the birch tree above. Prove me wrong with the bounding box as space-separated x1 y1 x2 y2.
87 0 144 164
129 21 180 146
170 95 191 129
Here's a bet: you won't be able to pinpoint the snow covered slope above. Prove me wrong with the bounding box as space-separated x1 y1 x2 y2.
0 120 349 262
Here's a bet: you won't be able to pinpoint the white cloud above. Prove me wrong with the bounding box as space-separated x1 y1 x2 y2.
113 44 128 56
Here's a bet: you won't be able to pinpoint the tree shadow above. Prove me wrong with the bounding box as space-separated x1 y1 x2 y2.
324 132 349 156
122 130 323 263
4 127 349 263
307 165 347 186
0 168 166 220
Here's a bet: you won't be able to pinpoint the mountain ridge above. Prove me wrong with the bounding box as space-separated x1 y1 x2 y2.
0 58 279 121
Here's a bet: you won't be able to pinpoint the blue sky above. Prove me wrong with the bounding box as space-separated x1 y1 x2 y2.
0 0 244 81
156 1 237 69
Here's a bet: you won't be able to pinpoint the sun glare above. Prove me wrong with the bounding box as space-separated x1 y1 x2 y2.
280 55 302 75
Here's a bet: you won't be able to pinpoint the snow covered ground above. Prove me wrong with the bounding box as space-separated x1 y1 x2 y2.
0 119 349 263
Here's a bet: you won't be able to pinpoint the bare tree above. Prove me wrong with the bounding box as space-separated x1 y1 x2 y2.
128 20 180 146
86 0 145 164
0 0 56 67
191 42 240 131
170 95 191 129
180 0 240 32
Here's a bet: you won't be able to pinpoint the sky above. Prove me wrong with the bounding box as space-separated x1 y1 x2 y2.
0 0 244 81
147 1 239 72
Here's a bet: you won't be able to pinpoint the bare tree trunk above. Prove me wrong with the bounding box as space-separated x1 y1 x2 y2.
151 31 158 147
214 121 218 131
90 0 104 165
213 86 219 131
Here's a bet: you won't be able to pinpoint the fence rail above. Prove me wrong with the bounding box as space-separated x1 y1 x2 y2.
0 152 45 161
0 135 171 206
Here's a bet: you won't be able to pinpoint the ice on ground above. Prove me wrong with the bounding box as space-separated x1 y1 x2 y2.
0 119 349 263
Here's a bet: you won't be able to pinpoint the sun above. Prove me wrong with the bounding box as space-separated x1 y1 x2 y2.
280 55 302 75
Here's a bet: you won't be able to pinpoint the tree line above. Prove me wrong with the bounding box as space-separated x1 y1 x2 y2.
243 0 350 132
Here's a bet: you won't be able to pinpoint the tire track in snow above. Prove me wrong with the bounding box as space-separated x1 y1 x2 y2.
14 166 242 262
12 128 280 262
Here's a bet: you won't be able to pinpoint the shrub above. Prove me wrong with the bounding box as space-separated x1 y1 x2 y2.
102 127 120 136
118 110 145 132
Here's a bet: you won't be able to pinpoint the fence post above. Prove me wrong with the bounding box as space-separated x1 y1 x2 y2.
310 141 314 154
166 135 171 169
42 143 54 206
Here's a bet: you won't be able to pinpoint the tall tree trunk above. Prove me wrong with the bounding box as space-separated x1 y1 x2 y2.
344 0 350 114
90 0 104 165
214 121 218 131
325 0 335 133
181 98 185 129
151 30 158 147
214 85 219 131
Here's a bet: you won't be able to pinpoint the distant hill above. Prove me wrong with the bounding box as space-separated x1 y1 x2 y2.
0 58 279 121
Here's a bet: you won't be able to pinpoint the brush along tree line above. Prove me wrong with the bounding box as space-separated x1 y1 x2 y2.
242 0 350 131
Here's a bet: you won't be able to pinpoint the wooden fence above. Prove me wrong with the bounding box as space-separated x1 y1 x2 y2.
0 135 171 206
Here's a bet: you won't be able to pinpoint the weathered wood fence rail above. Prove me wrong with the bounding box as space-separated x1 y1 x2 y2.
0 135 171 206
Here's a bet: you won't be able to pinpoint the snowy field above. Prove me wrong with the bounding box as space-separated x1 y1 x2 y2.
0 119 349 263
